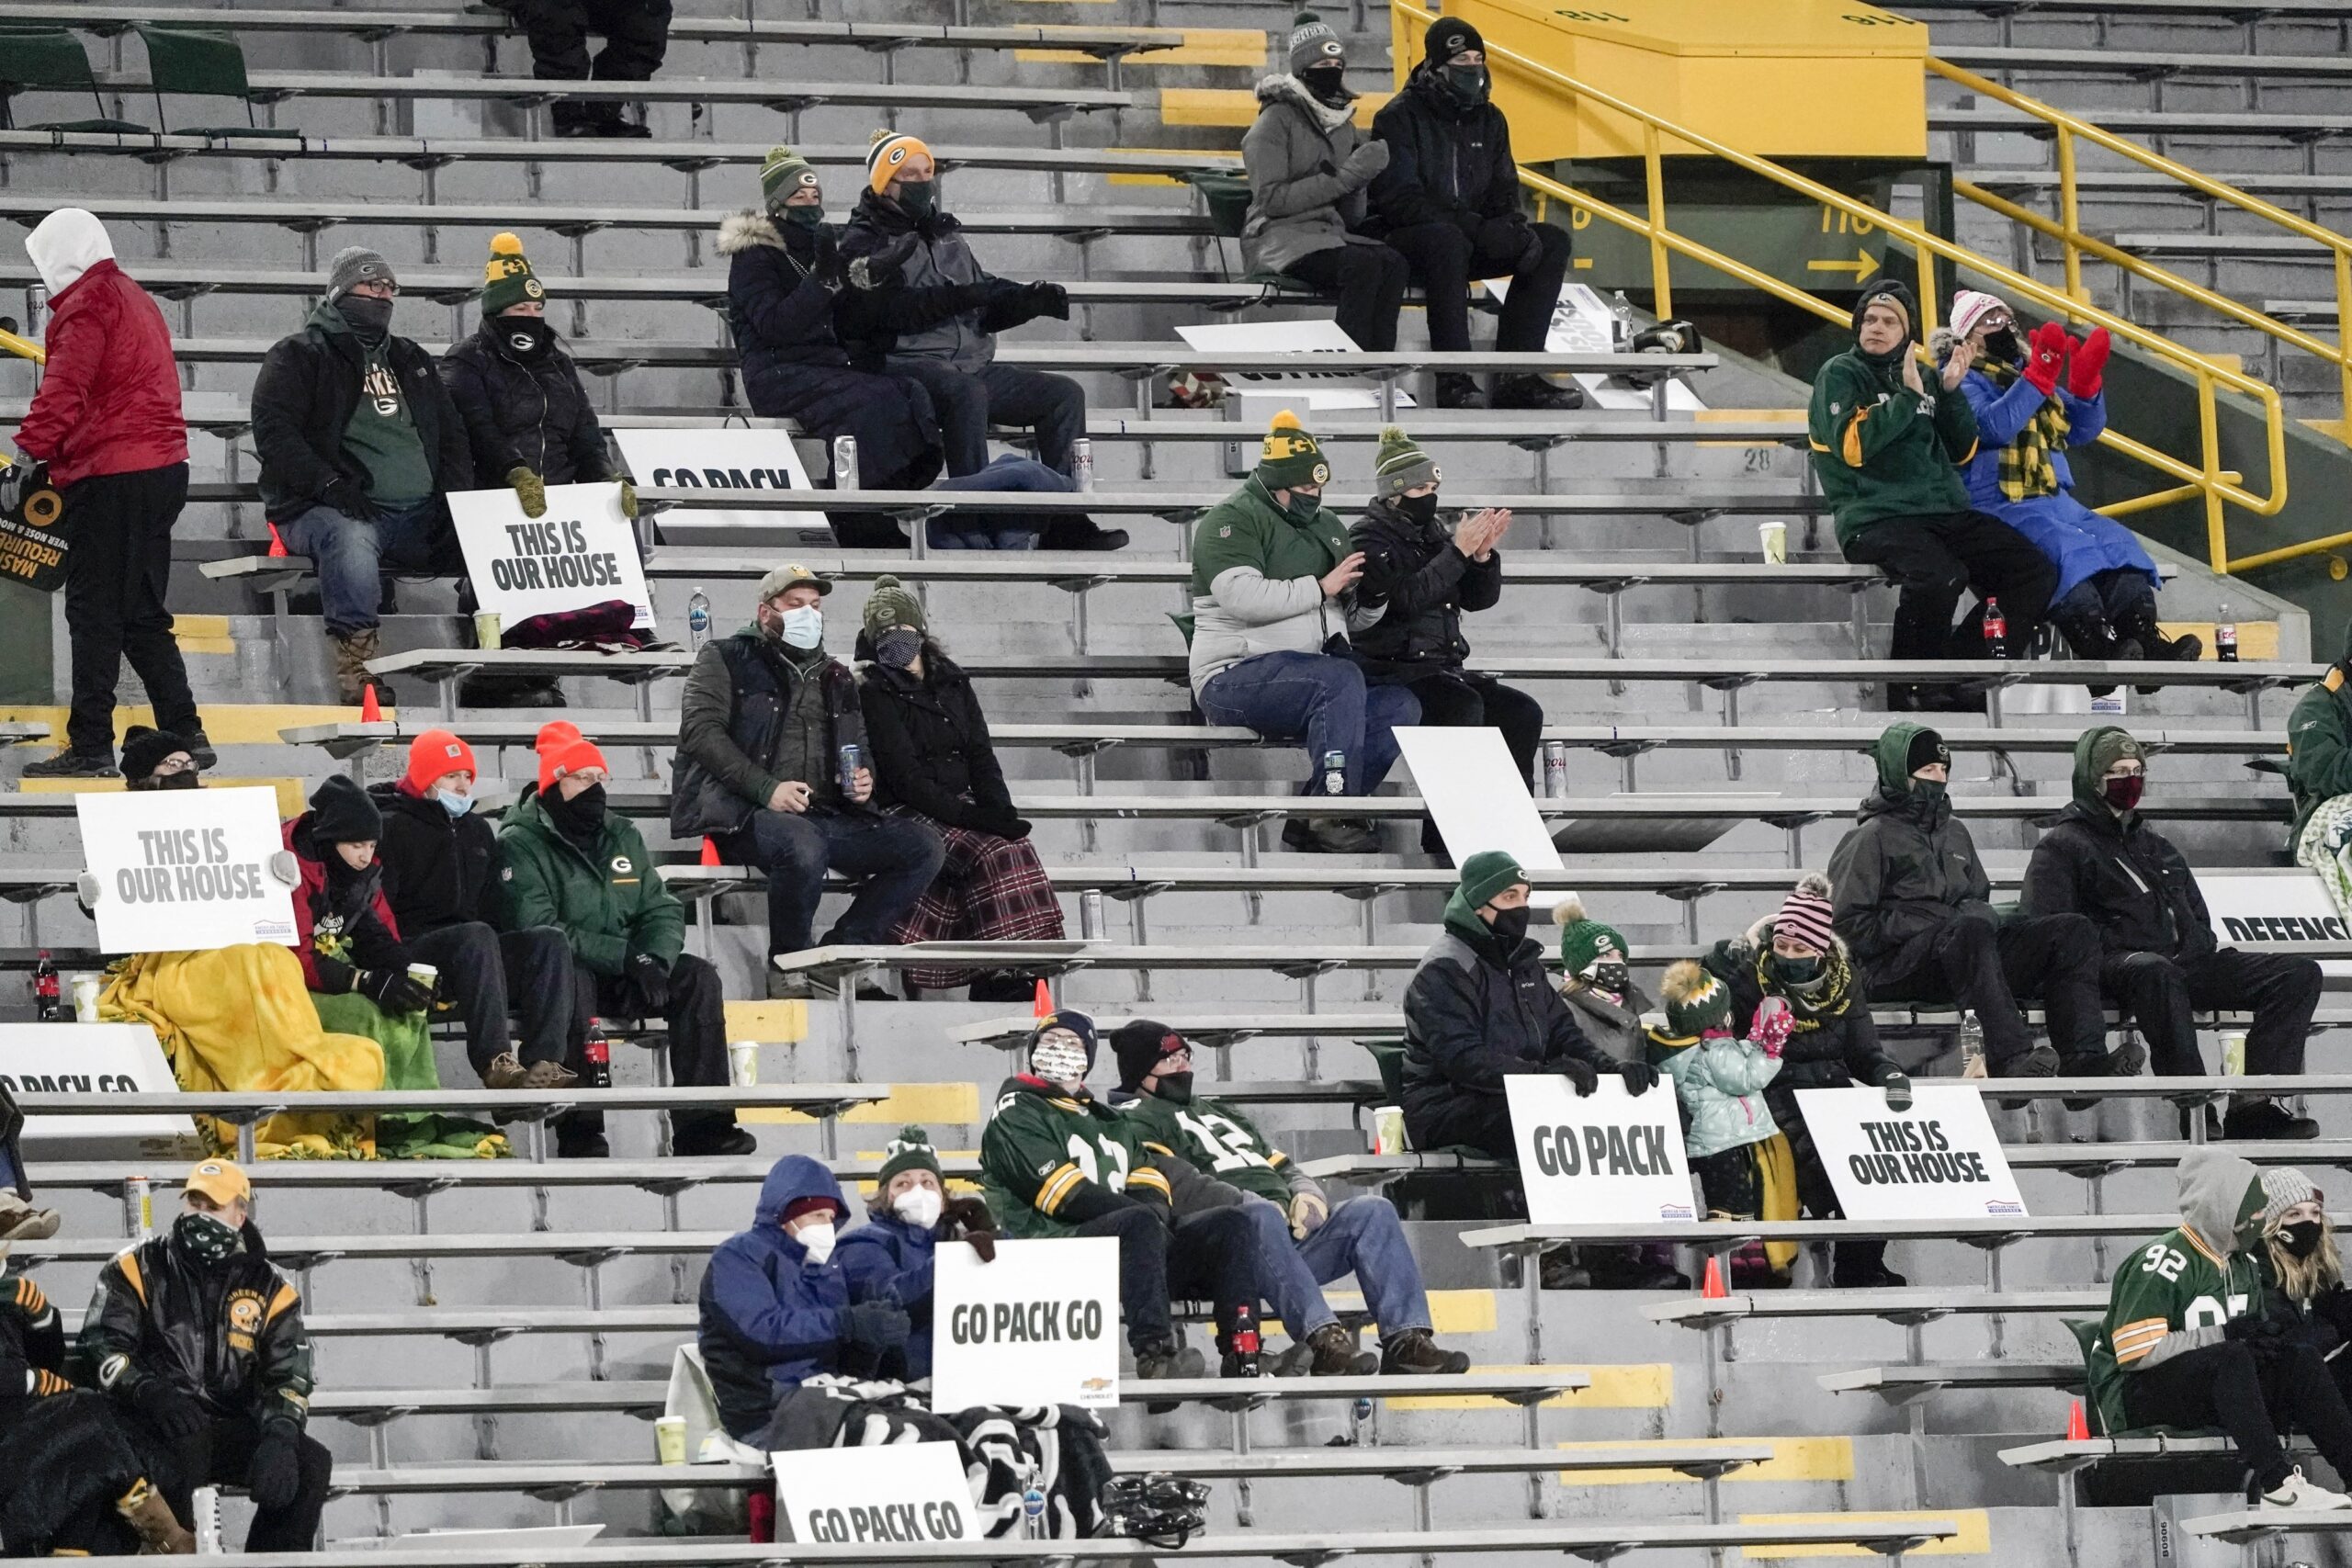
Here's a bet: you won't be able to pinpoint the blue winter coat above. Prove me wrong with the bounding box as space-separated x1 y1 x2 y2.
1954 368 2157 604
838 1211 937 1381
696 1156 853 1440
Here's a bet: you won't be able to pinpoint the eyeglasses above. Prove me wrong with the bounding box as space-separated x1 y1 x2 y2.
152 755 196 775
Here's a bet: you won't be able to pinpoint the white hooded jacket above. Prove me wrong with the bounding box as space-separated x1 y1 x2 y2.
25 208 113 299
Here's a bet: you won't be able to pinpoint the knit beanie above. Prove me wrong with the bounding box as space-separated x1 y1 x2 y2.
1028 1008 1099 1075
782 1194 842 1227
119 726 193 783
1286 10 1345 73
1457 850 1526 912
307 773 382 846
1852 276 1918 343
2087 727 2145 781
862 574 926 639
477 232 542 317
1374 424 1440 498
1775 872 1837 953
760 145 820 211
1112 1019 1189 1093
1905 727 1950 776
1950 288 2008 343
866 130 932 196
405 728 478 794
1552 891 1628 975
1254 409 1329 491
325 244 396 302
1660 959 1732 1039
2263 1168 2323 1231
877 1125 944 1187
1424 15 1483 64
535 720 581 794
542 737 608 793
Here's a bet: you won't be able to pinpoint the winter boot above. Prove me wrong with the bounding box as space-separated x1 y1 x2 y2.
1435 372 1483 410
1831 1240 1908 1290
1491 374 1585 411
521 1057 580 1090
1538 1244 1593 1289
1134 1337 1205 1382
1379 1327 1472 1375
2058 1038 2147 1110
481 1052 531 1090
333 626 381 706
21 749 117 779
2119 605 2200 694
115 1479 194 1555
1301 1322 1379 1376
2223 1098 2321 1141
2054 609 2123 696
1991 1043 2060 1078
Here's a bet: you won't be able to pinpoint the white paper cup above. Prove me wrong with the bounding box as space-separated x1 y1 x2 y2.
70 974 100 1023
1371 1105 1405 1156
654 1416 687 1465
729 1042 760 1088
2220 1029 2249 1077
1758 521 1788 565
407 963 438 996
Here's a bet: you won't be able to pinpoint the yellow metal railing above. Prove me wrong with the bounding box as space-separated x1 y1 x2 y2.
1932 56 2352 572
0 327 40 366
1388 0 2286 576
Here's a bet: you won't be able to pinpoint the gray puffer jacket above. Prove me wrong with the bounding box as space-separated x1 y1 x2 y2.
1240 74 1390 278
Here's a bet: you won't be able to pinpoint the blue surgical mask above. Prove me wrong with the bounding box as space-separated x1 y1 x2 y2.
436 788 473 818
780 605 823 649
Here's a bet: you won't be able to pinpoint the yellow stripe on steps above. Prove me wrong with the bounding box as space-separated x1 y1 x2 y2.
1556 1436 1852 1486
172 614 234 656
17 774 308 816
1019 28 1267 69
2161 620 2278 660
1389 1361 1671 1411
0 705 390 743
1277 1288 1494 1340
746 1081 980 1126
1161 87 1388 129
1740 1509 1991 1557
1695 408 1807 448
721 999 808 1043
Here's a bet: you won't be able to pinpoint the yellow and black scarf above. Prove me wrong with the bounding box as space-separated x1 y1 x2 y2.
1979 356 2069 502
1752 940 1855 1032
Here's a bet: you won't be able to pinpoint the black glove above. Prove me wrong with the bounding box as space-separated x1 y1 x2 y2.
1880 1071 1915 1113
1026 282 1071 321
1616 1059 1660 1095
246 1427 303 1511
311 952 359 997
1476 213 1538 270
971 809 1031 841
2224 1314 2289 1348
944 1194 999 1260
132 1379 209 1440
628 951 673 1012
359 967 432 1015
848 233 919 292
321 479 381 525
844 1300 910 1353
810 228 846 293
1557 1057 1600 1097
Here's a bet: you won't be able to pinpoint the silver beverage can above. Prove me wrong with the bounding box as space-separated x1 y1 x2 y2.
192 1486 221 1555
123 1175 153 1241
1542 739 1569 799
837 744 862 795
1071 437 1095 493
1079 888 1105 940
832 434 860 491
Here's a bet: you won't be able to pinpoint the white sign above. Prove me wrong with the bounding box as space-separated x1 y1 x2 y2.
448 482 653 631
1795 1085 2028 1221
1506 1075 1696 1225
608 426 825 536
1489 280 1705 412
931 1237 1118 1413
0 1022 201 1157
2199 870 2352 979
75 786 299 954
772 1441 974 1546
1394 727 1569 910
1175 318 1416 412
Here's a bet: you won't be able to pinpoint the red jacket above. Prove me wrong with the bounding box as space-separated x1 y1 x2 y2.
14 259 187 487
282 815 407 992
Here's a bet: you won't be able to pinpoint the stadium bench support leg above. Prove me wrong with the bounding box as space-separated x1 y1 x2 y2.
2245 686 2263 728
408 1190 435 1308
584 1258 610 1381
1784 823 1803 870
2056 1467 2079 1568
1130 898 1153 1003
1522 1245 1544 1365
838 981 860 1082
695 895 713 961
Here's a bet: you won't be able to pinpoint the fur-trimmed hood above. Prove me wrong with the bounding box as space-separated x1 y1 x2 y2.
717 209 786 256
1255 72 1356 130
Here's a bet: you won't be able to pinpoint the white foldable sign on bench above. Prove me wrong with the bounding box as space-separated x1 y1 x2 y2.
1796 1085 2028 1221
771 1441 974 1546
1175 319 1415 412
2197 870 2352 978
609 426 825 537
0 1023 202 1158
1394 727 1570 910
448 482 653 630
1506 1074 1696 1225
930 1236 1118 1414
75 785 299 954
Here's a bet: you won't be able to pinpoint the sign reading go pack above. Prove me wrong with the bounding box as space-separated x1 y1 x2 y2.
75 786 298 954
931 1236 1118 1414
772 1441 973 1546
1794 1084 2028 1221
1505 1074 1697 1225
448 481 652 630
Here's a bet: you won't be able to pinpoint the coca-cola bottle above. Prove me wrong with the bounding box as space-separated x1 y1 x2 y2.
581 1016 613 1090
32 951 62 1022
1983 596 2008 660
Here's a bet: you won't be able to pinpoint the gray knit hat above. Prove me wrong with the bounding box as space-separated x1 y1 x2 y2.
1286 9 1345 74
2263 1167 2323 1231
324 244 396 301
1374 424 1440 498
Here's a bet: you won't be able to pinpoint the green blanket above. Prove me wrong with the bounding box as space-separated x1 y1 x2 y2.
310 992 510 1160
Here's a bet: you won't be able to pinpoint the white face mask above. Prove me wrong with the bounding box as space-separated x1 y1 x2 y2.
1030 1032 1090 1090
893 1187 944 1228
795 1221 837 1265
779 605 824 649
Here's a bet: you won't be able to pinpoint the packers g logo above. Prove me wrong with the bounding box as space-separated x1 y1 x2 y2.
1311 461 1330 485
611 855 634 875
524 278 544 299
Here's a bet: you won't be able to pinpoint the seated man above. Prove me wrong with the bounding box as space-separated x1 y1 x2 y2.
83 1159 333 1552
1400 852 1657 1159
2022 726 2320 1139
502 733 752 1157
373 729 580 1093
1109 1020 1469 1376
670 563 944 998
837 1125 1001 1382
1189 410 1419 855
1829 721 2142 1083
981 1010 1266 1380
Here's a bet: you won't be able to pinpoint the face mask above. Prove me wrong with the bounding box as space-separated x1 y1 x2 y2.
781 203 825 231
1444 63 1489 105
875 627 922 669
1487 905 1531 945
1586 961 1631 997
778 605 823 650
892 1187 944 1229
337 293 394 342
1984 328 2020 364
795 1222 837 1266
157 770 200 792
2281 1220 2327 1259
1397 492 1441 525
2103 774 2144 812
1769 953 1822 986
174 1211 241 1265
1302 68 1353 107
895 182 938 219
1154 1070 1195 1105
1909 777 1947 806
1030 1033 1090 1089
501 316 554 360
555 781 607 831
436 788 474 818
1284 488 1321 522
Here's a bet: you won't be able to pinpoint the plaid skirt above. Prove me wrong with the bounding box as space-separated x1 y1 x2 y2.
886 808 1065 988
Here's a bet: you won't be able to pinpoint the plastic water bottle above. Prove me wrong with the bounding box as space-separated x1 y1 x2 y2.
2216 601 2238 662
1610 290 1635 348
1982 596 2008 660
686 587 711 651
1959 1010 1986 1077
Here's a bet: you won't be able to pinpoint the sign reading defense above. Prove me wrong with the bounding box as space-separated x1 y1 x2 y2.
2197 871 2352 979
1794 1084 2028 1220
74 786 298 954
930 1236 1118 1414
447 482 653 630
1506 1074 1697 1225
772 1441 973 1546
608 427 826 536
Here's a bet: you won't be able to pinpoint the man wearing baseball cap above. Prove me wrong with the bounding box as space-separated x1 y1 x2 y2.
671 563 944 998
82 1160 333 1551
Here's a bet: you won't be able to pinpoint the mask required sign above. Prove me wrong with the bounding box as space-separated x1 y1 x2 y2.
1507 1075 1697 1225
930 1236 1118 1414
1795 1085 2029 1220
771 1441 974 1545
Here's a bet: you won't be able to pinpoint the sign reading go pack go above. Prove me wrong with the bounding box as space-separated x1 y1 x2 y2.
930 1236 1118 1414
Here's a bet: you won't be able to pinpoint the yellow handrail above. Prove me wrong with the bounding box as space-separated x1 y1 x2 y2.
0 327 41 366
1387 0 2286 577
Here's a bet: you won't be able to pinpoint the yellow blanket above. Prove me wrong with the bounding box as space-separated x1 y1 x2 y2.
102 944 386 1160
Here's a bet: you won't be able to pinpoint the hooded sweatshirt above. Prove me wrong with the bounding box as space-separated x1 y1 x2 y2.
2088 1147 2266 1430
696 1156 853 1438
1805 281 1979 545
11 208 187 487
2020 726 2215 963
2287 619 2352 847
1826 721 1994 975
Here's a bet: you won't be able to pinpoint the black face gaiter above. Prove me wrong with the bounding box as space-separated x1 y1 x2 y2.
546 783 608 847
1487 906 1532 946
1396 492 1441 525
500 316 555 361
336 294 394 344
1153 1071 1194 1105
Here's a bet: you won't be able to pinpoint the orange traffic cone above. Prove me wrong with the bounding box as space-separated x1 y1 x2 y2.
1033 978 1054 1017
266 521 288 558
1701 1255 1728 1299
2066 1399 2090 1441
358 682 382 722
700 837 721 867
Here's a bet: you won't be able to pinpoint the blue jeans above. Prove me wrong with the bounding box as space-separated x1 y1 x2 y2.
1239 1194 1431 1340
1195 650 1419 795
285 499 446 636
719 808 944 957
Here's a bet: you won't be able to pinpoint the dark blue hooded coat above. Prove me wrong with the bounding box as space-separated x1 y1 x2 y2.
696 1156 852 1439
837 1211 937 1381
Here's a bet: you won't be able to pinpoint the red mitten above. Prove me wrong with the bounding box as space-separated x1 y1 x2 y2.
2067 325 2111 398
1753 995 1794 1058
2022 320 2070 395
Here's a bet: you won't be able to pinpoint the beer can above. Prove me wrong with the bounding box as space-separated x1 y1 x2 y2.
123 1175 153 1241
837 743 862 795
1542 739 1569 800
728 1041 760 1089
1071 437 1095 493
1370 1105 1406 1156
1321 749 1347 796
1079 888 1105 941
655 1415 688 1465
473 610 502 650
2220 1029 2249 1077
70 973 100 1023
192 1486 221 1555
832 434 861 491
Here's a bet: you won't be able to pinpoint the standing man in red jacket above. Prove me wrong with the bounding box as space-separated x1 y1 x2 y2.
4 209 209 778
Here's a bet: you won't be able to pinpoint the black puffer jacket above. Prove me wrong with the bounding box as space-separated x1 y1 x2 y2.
251 300 472 525
1365 67 1525 239
1348 491 1500 676
855 640 1017 834
1702 913 1899 1096
1826 722 1996 975
2021 728 2216 963
438 318 616 486
80 1221 314 1433
836 191 1051 369
370 782 501 938
1401 892 1611 1126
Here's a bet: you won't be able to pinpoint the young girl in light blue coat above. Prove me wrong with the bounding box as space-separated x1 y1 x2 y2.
1647 960 1797 1285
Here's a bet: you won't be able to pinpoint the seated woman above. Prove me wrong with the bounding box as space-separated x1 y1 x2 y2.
2256 1169 2352 1407
856 578 1067 1002
836 1126 1001 1384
